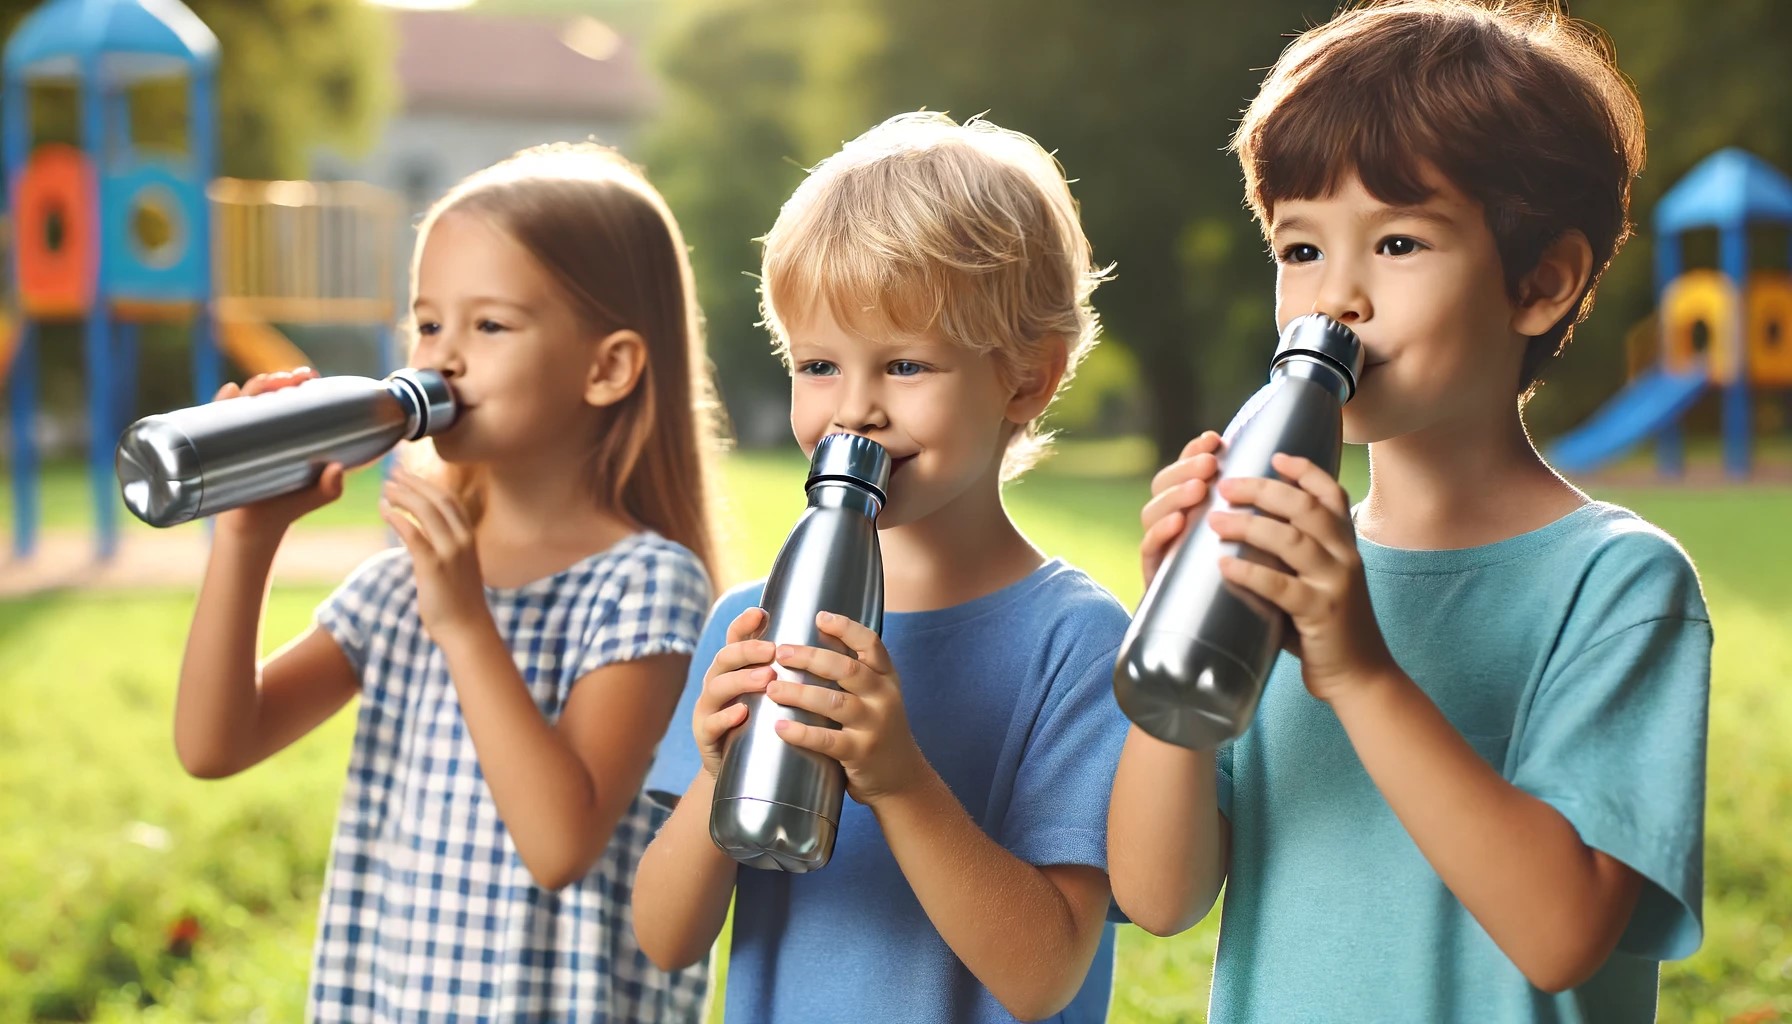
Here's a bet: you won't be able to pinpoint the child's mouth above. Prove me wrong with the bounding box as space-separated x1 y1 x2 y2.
890 454 917 478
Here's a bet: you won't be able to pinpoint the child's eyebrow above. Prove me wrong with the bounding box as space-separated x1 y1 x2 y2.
1361 205 1456 229
411 296 536 315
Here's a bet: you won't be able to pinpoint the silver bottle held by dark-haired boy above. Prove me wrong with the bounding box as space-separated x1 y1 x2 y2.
115 369 458 527
1115 313 1365 749
710 432 891 873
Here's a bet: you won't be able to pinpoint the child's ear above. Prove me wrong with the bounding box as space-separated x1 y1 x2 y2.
1512 230 1595 338
585 329 648 408
1005 335 1070 425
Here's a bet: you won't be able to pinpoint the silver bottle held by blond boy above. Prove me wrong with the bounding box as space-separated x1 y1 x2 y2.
1114 313 1364 749
115 369 458 528
710 432 891 873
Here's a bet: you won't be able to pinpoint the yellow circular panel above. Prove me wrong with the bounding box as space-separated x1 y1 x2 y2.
1661 269 1737 383
1746 272 1792 387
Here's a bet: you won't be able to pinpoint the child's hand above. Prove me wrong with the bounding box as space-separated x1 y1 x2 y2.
211 369 346 540
1207 452 1398 703
379 468 489 637
764 611 929 808
693 608 776 778
1140 431 1223 584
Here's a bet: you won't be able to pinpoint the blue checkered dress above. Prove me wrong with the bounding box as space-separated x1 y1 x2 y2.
308 531 712 1023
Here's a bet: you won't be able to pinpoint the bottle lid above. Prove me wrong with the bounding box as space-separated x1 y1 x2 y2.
386 368 459 440
807 432 891 504
1271 314 1365 398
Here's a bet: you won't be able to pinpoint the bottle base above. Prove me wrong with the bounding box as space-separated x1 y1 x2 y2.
710 798 838 873
1113 637 1264 750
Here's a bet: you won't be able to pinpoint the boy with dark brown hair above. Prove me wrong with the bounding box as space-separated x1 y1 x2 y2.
1108 3 1711 1020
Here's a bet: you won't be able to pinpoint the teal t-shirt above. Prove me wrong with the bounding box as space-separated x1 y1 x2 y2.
1211 501 1711 1023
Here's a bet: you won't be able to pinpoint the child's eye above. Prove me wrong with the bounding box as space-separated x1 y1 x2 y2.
476 319 509 334
1378 236 1425 257
415 321 440 336
1278 243 1322 264
888 360 927 377
797 360 839 377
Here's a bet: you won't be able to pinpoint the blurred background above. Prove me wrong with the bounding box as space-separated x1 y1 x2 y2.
0 0 1787 1020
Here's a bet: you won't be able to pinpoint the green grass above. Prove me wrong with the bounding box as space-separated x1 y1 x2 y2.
2 441 1788 1022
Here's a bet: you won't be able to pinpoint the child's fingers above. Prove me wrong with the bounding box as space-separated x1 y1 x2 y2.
706 638 776 683
811 612 892 677
1140 476 1209 533
380 498 427 555
773 643 867 692
1271 453 1352 519
383 477 458 554
1141 508 1187 582
1148 451 1221 500
1219 475 1356 565
773 718 852 760
698 704 750 748
700 666 774 712
765 678 859 728
723 607 767 646
1208 510 1330 578
1178 431 1223 462
1218 555 1316 619
389 471 473 548
213 381 241 401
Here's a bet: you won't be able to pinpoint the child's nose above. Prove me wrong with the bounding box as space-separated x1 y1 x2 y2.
1314 265 1372 324
831 382 888 433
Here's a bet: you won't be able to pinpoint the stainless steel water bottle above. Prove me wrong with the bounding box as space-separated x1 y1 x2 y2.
1114 313 1364 749
115 369 458 527
710 432 890 873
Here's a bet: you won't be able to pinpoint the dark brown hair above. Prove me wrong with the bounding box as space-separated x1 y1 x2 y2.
1232 0 1646 394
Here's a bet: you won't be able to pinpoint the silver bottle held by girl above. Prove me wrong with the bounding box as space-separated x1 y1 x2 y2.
710 432 891 873
115 369 459 528
1114 313 1364 749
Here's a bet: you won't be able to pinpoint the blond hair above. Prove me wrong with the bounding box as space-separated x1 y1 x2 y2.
409 142 726 582
760 111 1108 480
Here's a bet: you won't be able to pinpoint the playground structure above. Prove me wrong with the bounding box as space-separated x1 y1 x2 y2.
2 0 402 561
1550 148 1792 478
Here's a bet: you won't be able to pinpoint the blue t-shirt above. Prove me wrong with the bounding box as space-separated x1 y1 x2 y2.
1212 501 1711 1022
645 559 1133 1024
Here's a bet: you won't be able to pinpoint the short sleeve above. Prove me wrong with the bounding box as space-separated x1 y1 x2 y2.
997 642 1132 871
1216 739 1235 819
642 583 764 809
572 540 712 679
1512 607 1712 961
313 548 408 674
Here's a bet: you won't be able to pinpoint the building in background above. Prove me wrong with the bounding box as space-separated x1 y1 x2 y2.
313 6 657 281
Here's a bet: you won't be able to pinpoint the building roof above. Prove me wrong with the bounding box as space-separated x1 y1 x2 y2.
1655 148 1792 235
394 9 656 119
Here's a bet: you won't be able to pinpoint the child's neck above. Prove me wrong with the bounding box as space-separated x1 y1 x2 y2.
878 467 1045 614
472 453 640 589
1357 405 1585 551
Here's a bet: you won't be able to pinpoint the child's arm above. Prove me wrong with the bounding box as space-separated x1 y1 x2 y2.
770 613 1112 1021
174 371 361 779
1109 430 1232 935
380 470 688 891
1211 453 1643 993
632 608 773 970
1109 731 1229 935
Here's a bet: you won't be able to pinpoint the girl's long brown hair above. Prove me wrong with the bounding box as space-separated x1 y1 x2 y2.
412 142 726 583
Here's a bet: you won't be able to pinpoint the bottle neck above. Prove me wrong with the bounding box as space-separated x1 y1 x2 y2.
1270 354 1354 403
808 481 882 519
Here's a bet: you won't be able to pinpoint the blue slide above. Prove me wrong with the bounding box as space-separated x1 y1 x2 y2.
1547 365 1708 474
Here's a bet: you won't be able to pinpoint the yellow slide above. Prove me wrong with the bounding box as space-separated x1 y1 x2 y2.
216 314 311 376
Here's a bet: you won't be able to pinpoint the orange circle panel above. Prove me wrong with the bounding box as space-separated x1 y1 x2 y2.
14 144 97 318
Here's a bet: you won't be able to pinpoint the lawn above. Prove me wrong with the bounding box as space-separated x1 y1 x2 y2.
1 440 1787 1022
